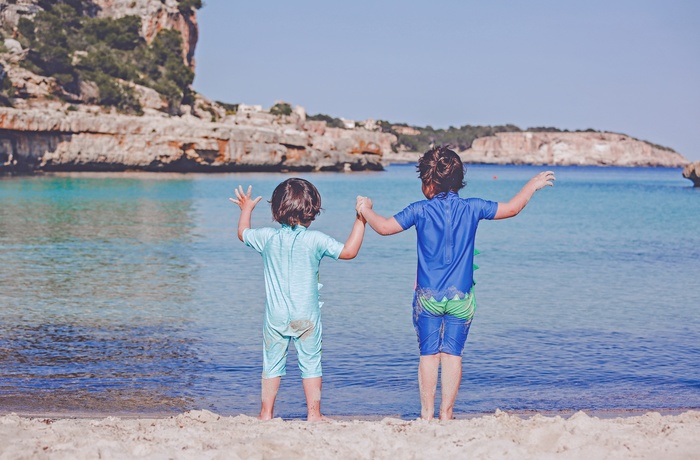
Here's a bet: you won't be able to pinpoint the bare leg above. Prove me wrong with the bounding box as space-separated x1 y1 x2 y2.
259 376 281 420
438 353 462 420
302 377 324 421
418 354 440 420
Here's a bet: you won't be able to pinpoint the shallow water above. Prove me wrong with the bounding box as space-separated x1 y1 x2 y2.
1 165 699 419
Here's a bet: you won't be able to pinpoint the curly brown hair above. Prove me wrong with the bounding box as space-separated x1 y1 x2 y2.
416 145 465 194
271 178 322 226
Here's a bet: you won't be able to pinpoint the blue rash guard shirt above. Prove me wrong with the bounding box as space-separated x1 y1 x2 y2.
393 191 498 302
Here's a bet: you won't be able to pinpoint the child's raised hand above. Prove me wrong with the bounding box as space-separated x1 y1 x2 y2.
230 185 262 211
529 171 556 191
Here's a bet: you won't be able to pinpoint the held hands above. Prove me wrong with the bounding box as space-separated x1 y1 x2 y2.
355 195 373 218
355 195 373 213
529 171 556 191
230 185 262 212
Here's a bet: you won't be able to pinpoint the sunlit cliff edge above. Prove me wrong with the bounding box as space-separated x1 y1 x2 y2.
462 132 687 167
0 104 392 172
384 132 688 168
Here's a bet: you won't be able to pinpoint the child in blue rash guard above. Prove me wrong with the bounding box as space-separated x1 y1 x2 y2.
357 146 555 421
231 178 366 421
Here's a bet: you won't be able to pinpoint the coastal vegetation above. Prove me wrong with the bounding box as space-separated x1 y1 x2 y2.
380 122 524 152
307 113 346 129
177 0 203 13
302 115 676 154
216 101 239 115
3 0 202 114
269 102 292 116
303 115 616 153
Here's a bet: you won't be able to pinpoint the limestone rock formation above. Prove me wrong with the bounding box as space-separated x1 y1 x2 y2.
682 162 700 187
0 105 396 172
91 0 198 68
460 132 687 167
0 1 398 173
0 0 196 67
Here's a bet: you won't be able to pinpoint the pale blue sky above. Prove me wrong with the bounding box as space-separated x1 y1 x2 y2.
193 1 700 161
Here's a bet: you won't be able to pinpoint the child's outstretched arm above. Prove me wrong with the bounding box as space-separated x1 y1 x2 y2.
356 196 404 236
338 201 367 260
494 171 555 220
229 185 263 241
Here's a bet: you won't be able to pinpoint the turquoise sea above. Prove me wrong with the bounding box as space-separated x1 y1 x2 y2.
1 165 699 419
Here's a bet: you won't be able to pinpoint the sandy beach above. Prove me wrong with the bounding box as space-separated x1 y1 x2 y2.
1 410 698 459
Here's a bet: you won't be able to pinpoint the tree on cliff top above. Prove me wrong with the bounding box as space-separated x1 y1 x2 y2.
270 102 292 116
177 0 203 13
12 0 197 115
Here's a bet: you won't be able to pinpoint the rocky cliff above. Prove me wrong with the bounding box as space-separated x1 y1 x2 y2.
0 104 395 172
460 132 687 167
0 0 196 67
0 0 396 172
682 162 700 187
91 0 197 68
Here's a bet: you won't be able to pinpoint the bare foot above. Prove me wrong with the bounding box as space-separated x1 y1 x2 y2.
307 414 332 422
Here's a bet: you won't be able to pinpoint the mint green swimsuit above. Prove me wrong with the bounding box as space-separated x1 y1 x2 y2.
243 225 344 379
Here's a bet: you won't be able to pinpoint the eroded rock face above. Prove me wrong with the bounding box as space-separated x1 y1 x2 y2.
0 106 396 173
682 162 700 187
91 0 198 68
0 0 197 68
461 132 688 167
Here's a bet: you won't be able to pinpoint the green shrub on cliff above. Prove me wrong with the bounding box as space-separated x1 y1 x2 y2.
138 29 195 112
270 102 292 116
217 101 239 115
83 15 142 51
18 4 79 91
177 0 203 13
307 113 346 128
84 71 143 115
14 0 195 115
0 72 14 107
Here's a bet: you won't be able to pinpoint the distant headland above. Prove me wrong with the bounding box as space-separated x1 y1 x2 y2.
0 1 690 173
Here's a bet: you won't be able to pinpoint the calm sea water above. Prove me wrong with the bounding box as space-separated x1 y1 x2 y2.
1 165 699 419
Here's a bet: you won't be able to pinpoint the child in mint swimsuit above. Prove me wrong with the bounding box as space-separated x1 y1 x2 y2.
231 178 366 421
357 146 555 420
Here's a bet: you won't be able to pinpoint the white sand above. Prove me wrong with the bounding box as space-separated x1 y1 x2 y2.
1 410 699 459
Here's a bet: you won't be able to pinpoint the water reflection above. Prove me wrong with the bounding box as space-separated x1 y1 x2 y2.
0 175 201 414
0 322 198 414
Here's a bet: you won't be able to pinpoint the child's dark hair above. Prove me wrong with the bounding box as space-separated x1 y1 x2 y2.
271 178 322 226
417 145 465 193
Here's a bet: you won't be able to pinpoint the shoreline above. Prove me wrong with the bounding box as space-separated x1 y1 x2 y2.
0 163 689 179
3 406 699 421
2 409 698 459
